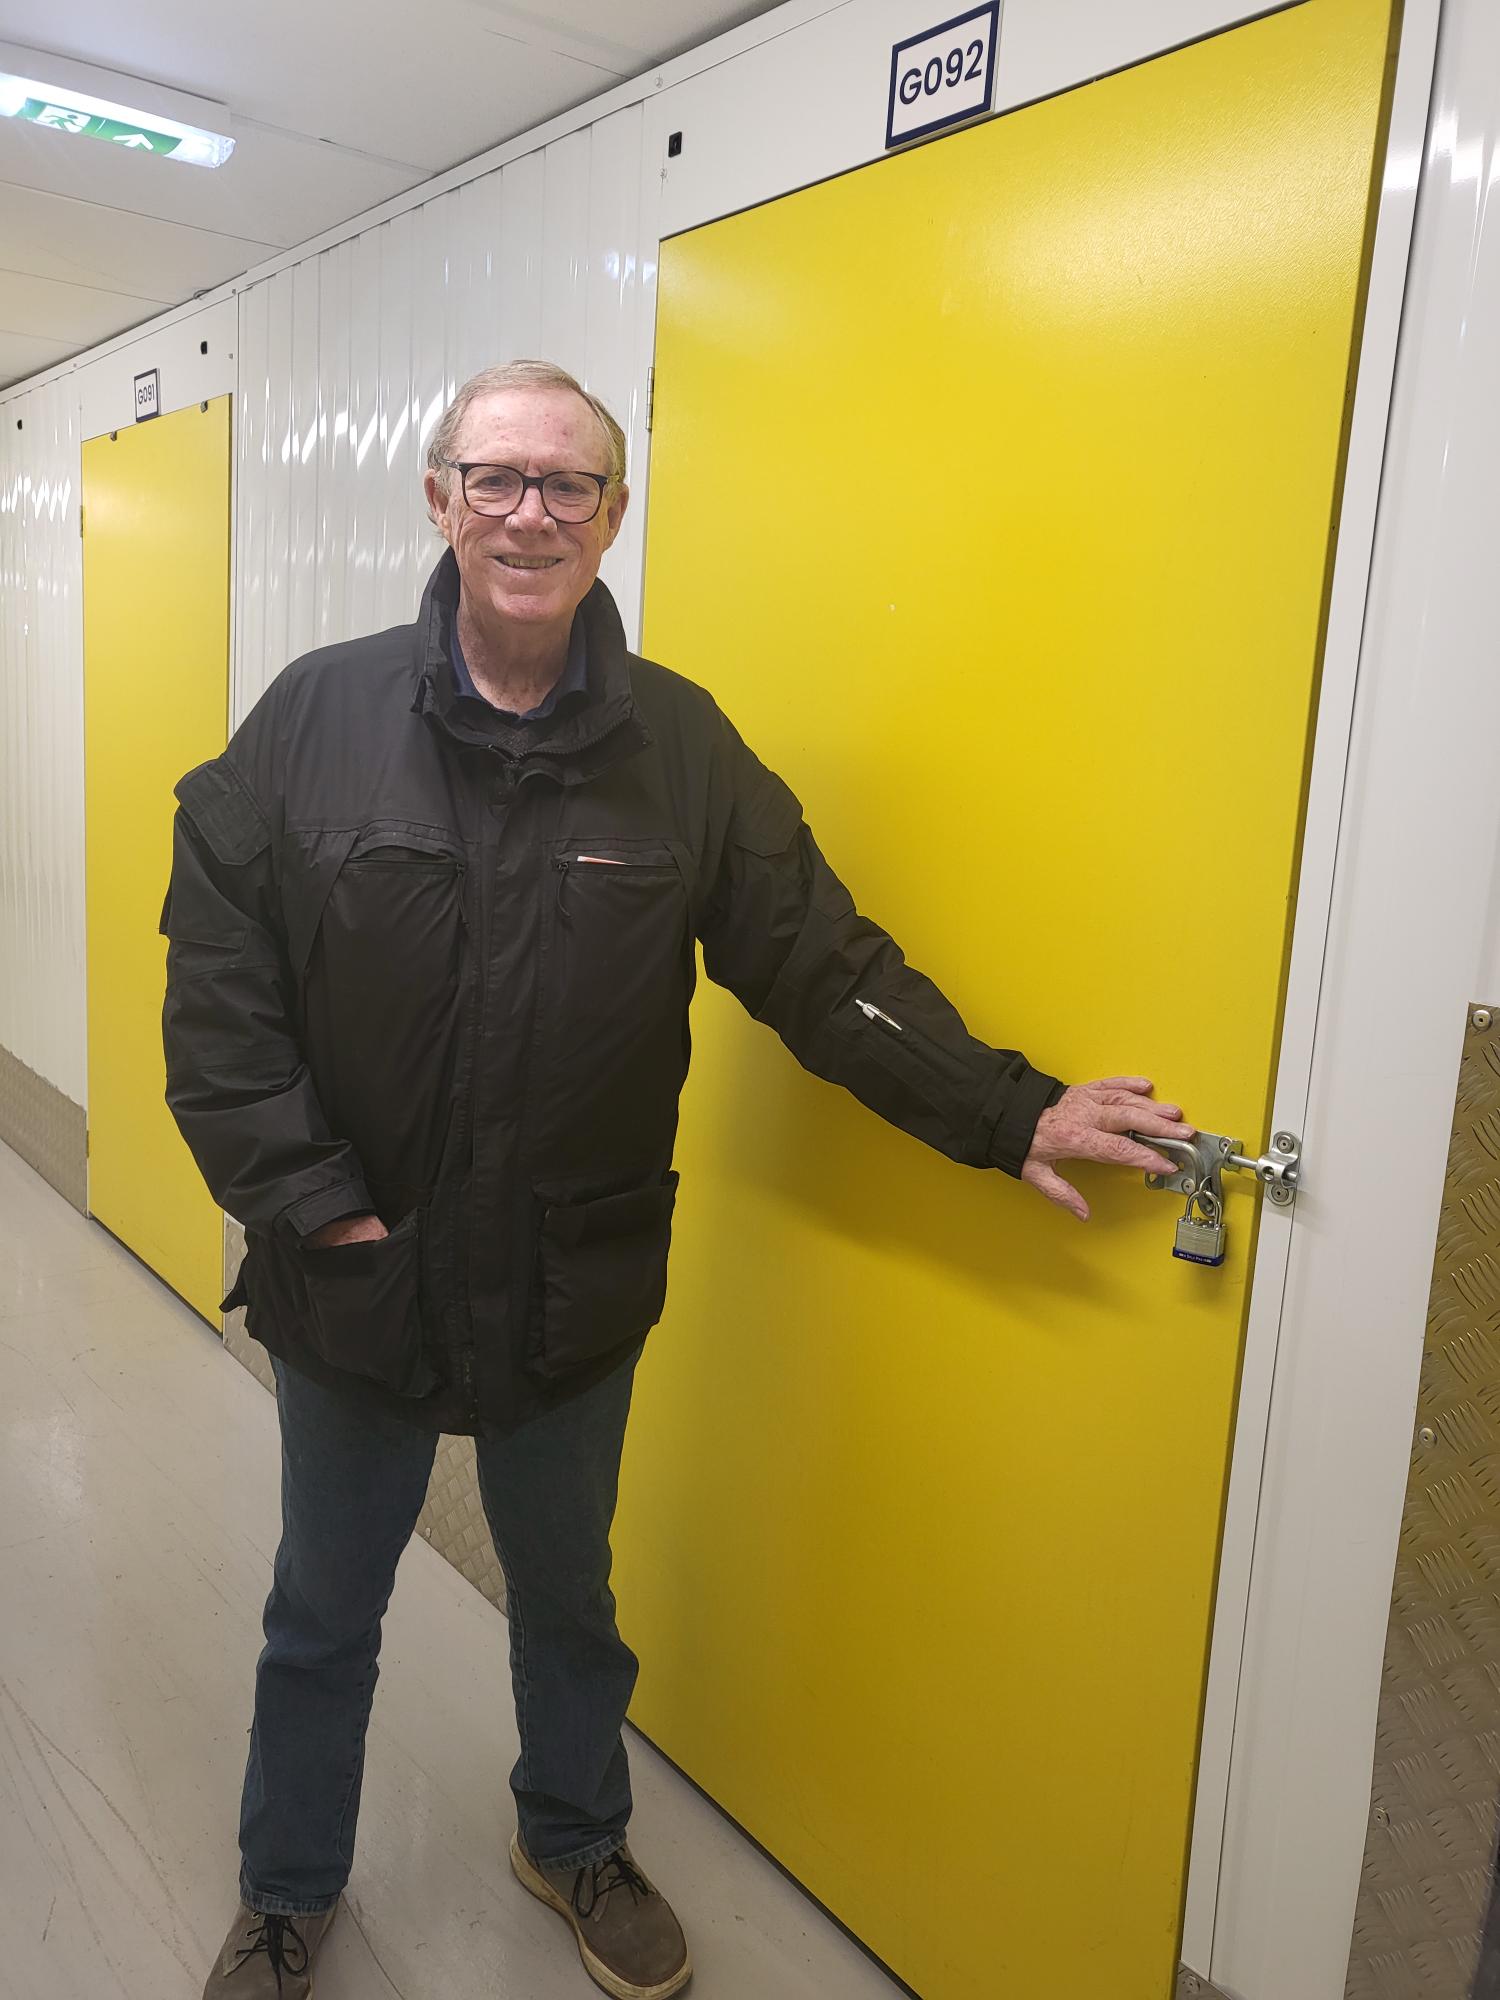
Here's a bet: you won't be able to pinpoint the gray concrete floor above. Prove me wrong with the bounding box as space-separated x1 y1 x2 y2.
0 1140 906 2000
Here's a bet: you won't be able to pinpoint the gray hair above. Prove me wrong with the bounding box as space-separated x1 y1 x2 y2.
426 360 627 495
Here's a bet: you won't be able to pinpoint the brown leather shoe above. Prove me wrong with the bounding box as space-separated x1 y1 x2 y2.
510 1834 692 1999
202 1900 337 1997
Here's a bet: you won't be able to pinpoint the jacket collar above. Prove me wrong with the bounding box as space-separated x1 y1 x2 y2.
410 549 652 783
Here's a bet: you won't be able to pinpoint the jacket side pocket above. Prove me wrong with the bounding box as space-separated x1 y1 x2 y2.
531 1173 680 1379
295 1210 436 1398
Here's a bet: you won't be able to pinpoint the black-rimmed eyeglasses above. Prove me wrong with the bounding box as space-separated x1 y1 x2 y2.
440 460 612 524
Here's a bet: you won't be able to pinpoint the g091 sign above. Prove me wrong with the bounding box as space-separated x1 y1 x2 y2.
886 2 999 149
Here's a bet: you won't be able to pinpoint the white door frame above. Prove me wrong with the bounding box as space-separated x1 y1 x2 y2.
1181 0 1441 1978
1203 0 1500 1989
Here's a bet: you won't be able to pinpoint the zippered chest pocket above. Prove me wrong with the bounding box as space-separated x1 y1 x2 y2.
545 839 688 975
321 828 468 971
301 823 470 1199
530 837 693 1171
551 845 681 913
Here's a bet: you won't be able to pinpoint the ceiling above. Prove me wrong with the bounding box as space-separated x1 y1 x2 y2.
0 0 783 391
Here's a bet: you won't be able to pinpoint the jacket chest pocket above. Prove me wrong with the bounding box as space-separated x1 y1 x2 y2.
550 844 684 923
329 829 465 934
530 839 694 1168
302 826 470 1200
541 842 690 1046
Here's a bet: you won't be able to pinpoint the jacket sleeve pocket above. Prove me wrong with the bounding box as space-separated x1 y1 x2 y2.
294 1210 436 1398
175 757 270 867
159 761 265 972
530 1174 679 1379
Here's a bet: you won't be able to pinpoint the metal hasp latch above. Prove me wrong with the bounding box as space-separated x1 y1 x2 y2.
1130 1128 1302 1268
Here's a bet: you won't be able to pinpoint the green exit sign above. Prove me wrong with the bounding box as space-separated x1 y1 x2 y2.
20 97 178 152
0 70 234 168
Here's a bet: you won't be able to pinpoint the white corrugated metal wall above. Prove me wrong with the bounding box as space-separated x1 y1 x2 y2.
233 103 655 725
0 379 85 1106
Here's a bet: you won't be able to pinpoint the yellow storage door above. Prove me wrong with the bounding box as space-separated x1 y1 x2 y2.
83 397 231 1324
624 2 1395 1994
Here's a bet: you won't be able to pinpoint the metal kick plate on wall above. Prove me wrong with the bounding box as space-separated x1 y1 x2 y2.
1177 1965 1235 2000
1346 1005 1500 2000
0 1040 86 1213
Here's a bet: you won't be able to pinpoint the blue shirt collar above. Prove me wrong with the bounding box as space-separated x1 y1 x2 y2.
451 613 589 722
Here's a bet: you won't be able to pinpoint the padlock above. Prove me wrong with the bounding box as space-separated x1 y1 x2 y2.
1174 1210 1226 1267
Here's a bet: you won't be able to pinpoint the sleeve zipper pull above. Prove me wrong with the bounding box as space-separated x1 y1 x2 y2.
553 855 571 921
856 999 904 1033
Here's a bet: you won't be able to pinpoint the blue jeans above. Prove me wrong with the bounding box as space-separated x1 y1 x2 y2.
238 1351 642 1917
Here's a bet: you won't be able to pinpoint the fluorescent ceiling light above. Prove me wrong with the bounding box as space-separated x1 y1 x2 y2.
0 43 233 168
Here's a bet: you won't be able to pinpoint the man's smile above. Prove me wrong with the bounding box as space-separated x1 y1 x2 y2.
495 554 563 569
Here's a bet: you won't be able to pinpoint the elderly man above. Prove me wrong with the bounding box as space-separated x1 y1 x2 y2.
163 359 1191 2000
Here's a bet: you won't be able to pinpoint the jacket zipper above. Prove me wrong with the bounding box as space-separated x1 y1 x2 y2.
435 848 480 1429
571 853 664 866
556 853 676 869
472 707 640 767
514 772 566 1398
552 852 674 919
853 995 974 1102
856 998 905 1033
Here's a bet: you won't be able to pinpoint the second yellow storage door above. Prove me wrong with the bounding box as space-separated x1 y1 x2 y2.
83 398 231 1324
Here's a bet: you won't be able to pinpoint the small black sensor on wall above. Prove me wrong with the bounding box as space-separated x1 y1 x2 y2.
667 131 683 157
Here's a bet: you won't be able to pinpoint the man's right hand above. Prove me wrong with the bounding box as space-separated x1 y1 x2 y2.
304 1213 389 1249
1021 1078 1194 1223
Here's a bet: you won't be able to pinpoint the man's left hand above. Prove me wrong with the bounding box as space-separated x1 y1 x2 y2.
1021 1078 1195 1223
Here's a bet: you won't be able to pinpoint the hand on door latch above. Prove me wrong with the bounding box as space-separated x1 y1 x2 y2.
1127 1129 1301 1267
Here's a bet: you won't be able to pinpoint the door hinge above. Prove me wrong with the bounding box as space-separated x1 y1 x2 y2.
646 366 655 433
79 503 85 538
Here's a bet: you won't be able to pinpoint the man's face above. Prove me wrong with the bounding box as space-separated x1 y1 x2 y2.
424 387 628 632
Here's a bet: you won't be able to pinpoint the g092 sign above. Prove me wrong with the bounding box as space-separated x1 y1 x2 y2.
886 2 1000 149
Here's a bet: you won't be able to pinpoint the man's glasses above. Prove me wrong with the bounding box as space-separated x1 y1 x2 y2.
440 460 612 524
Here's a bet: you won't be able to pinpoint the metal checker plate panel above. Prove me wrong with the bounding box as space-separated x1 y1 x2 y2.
1346 1007 1500 2000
